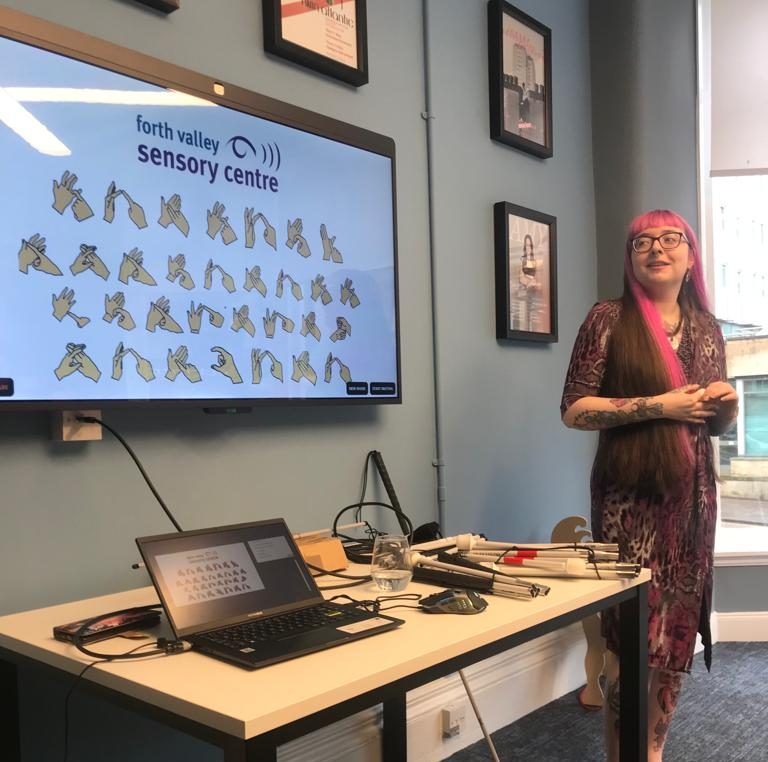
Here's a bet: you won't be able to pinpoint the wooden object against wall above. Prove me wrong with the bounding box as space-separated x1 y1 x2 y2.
551 515 606 710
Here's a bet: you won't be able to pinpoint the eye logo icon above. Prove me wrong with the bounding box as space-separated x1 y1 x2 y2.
227 135 281 171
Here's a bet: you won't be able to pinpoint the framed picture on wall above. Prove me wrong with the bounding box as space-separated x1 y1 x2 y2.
487 0 552 158
131 0 179 12
262 0 368 87
494 202 557 342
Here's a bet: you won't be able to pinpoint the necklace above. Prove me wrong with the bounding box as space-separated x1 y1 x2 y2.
663 313 684 348
663 313 683 337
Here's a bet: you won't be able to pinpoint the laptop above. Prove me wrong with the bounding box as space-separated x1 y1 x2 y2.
135 519 403 670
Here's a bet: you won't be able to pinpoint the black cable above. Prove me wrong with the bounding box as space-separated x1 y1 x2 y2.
316 578 372 590
63 640 169 762
327 592 422 613
305 561 373 590
331 501 414 564
355 450 375 523
304 562 372 580
76 416 183 532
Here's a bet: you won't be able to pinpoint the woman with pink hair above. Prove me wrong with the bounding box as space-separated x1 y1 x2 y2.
561 210 738 761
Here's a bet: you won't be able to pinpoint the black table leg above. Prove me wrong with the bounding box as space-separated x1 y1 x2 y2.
0 658 21 762
618 583 648 762
382 692 407 761
224 736 277 762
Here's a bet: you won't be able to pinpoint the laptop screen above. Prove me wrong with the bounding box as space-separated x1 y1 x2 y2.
136 519 324 638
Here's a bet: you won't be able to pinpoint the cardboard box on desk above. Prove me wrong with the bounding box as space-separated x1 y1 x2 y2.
295 535 348 572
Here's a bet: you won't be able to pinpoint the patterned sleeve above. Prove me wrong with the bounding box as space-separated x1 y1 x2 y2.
696 312 727 387
560 301 620 416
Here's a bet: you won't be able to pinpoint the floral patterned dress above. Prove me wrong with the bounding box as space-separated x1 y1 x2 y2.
561 300 727 673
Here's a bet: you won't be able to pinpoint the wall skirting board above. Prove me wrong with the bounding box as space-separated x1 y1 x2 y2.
276 623 587 762
712 611 768 642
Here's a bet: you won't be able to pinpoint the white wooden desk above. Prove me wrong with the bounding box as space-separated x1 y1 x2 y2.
0 569 649 761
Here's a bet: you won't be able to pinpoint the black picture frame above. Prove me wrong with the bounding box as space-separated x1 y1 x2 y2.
262 0 368 87
494 202 557 342
132 0 179 12
488 0 552 158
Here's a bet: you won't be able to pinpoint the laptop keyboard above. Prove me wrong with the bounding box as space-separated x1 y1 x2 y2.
200 603 363 647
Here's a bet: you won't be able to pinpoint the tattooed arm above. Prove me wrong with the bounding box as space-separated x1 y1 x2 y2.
562 384 715 431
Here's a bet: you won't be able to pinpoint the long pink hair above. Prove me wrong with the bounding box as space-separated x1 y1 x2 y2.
623 209 710 467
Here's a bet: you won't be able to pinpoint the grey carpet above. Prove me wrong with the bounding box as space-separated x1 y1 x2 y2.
444 642 768 762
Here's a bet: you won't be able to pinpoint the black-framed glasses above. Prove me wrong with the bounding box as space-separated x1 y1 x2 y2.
631 232 689 254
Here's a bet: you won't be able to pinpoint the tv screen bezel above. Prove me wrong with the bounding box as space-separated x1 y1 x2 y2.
0 7 401 411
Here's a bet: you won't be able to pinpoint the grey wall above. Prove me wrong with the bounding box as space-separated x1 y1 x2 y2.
430 0 597 539
590 0 699 299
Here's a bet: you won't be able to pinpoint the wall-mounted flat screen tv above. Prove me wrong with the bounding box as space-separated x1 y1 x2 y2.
0 9 399 410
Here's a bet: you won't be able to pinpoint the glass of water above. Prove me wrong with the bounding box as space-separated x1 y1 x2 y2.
371 534 412 592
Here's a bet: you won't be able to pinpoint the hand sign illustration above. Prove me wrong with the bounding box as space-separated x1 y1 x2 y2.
70 244 110 280
251 348 283 383
244 207 257 249
245 209 277 250
166 346 201 383
207 202 237 244
262 309 294 337
324 352 352 384
231 305 256 337
103 182 146 228
276 311 294 333
207 202 226 239
158 194 190 237
258 212 277 250
146 296 184 334
251 348 263 384
187 301 224 333
300 312 321 342
263 308 277 338
204 259 236 293
286 218 311 257
112 342 154 381
18 234 62 276
320 224 343 263
52 171 94 220
211 346 243 384
166 254 195 290
243 266 267 297
310 274 332 305
103 181 121 223
330 316 352 342
71 188 94 222
122 190 148 229
276 270 302 300
340 278 361 308
118 248 157 286
103 292 136 330
291 351 317 385
286 217 303 247
52 171 78 214
52 288 89 327
54 343 101 382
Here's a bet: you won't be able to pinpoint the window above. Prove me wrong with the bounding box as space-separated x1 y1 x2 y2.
709 179 768 543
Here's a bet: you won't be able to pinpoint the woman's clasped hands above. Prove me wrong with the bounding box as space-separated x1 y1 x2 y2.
660 382 738 424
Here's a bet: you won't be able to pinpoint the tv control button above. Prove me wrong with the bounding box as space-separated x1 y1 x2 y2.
0 378 14 396
346 382 369 395
370 382 396 395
